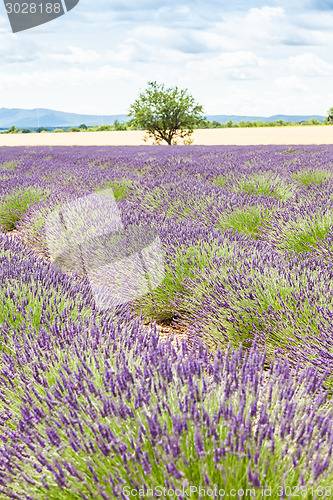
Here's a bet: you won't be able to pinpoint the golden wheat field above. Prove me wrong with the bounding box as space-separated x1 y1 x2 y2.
0 125 333 146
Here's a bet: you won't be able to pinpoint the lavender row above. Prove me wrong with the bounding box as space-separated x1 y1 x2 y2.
1 238 333 498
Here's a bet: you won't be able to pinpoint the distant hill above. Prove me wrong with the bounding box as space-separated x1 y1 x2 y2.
205 114 325 124
0 108 325 129
0 108 128 129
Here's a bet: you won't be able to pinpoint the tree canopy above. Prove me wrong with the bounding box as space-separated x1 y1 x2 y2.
128 81 205 145
326 107 333 124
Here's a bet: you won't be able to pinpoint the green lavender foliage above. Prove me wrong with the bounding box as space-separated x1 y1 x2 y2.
0 187 49 231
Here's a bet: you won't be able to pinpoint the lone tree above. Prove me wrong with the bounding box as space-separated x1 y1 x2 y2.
325 107 333 124
128 81 205 145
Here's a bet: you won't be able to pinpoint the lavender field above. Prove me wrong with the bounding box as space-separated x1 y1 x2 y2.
1 144 333 499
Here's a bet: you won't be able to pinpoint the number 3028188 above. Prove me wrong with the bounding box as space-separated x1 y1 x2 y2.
277 486 332 497
5 3 62 14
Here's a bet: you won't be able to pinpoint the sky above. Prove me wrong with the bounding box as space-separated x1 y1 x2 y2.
0 0 333 117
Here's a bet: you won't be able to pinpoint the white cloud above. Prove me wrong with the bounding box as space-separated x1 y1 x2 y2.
287 53 333 76
0 34 41 63
275 76 308 92
0 66 136 88
215 6 287 48
295 10 333 31
248 6 285 21
50 46 102 64
187 51 264 80
0 14 8 26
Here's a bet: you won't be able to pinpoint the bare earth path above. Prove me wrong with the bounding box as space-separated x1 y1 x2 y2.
0 126 333 146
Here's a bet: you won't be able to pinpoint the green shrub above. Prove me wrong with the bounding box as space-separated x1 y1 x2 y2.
291 169 332 187
191 265 333 359
0 161 18 171
239 174 294 200
0 277 92 332
268 212 333 253
218 205 274 238
96 179 133 200
113 119 127 131
7 125 18 134
95 124 113 131
135 241 235 323
212 174 234 188
0 188 49 231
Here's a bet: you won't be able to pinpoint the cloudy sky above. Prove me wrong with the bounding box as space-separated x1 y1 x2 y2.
0 0 333 117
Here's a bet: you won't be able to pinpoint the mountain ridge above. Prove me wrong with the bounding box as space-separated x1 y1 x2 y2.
0 107 325 128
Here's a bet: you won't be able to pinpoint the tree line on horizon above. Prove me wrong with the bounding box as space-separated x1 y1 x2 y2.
0 116 328 135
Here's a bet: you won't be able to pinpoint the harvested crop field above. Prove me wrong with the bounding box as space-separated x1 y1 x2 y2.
0 125 333 147
2 144 333 498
